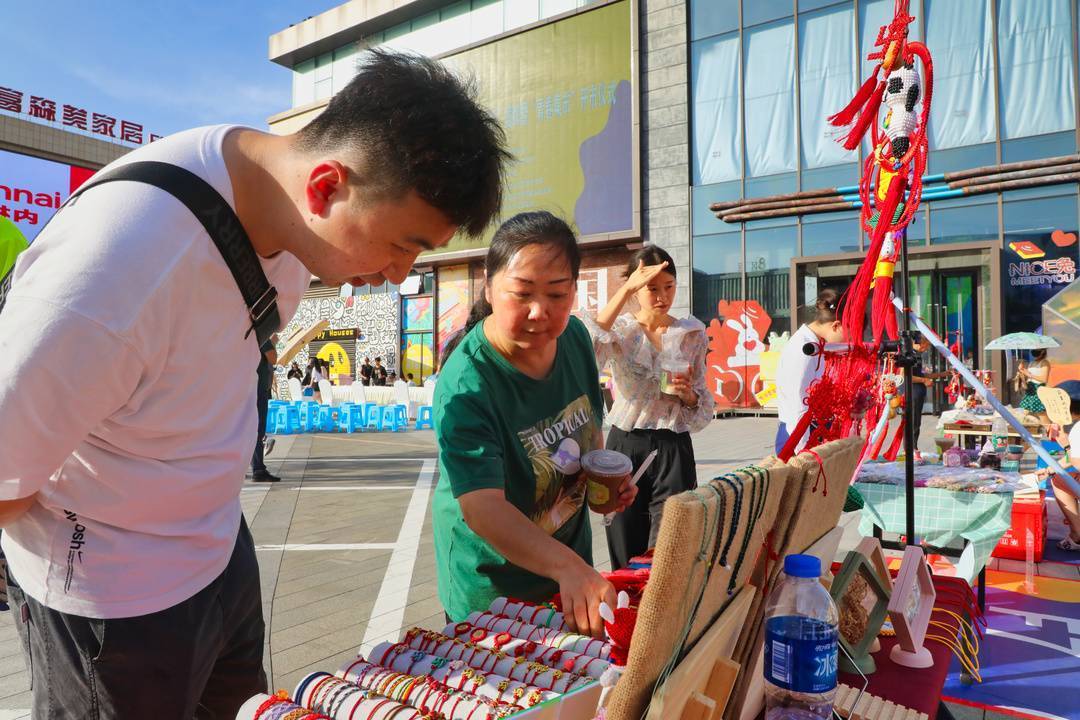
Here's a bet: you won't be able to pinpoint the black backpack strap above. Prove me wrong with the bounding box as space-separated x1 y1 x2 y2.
16 160 280 346
0 270 12 314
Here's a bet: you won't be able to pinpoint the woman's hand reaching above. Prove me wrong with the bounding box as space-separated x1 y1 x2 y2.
553 558 617 639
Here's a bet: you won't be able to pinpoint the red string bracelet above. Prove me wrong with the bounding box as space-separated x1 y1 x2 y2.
254 690 290 719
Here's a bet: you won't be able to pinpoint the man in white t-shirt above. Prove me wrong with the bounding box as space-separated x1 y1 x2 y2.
0 50 509 718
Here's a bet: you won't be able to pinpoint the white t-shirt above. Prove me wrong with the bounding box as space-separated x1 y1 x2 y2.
0 125 311 618
775 324 825 429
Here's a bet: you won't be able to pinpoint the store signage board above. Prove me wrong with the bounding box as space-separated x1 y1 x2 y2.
0 85 160 146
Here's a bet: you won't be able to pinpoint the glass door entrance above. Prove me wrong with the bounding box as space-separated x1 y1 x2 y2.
908 269 979 412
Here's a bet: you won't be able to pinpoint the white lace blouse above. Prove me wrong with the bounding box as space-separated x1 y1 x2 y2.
585 314 715 434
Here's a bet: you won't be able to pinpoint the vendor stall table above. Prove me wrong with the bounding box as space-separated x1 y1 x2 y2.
942 422 1041 450
837 575 968 720
855 483 1015 610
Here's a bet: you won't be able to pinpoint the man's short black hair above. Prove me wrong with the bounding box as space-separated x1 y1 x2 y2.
297 49 512 237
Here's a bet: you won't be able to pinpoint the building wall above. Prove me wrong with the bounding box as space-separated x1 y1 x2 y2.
0 114 129 169
687 0 1080 410
640 0 690 317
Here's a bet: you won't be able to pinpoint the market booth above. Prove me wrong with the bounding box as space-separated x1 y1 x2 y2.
235 435 988 720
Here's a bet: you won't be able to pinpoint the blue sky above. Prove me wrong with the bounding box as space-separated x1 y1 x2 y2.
3 2 342 138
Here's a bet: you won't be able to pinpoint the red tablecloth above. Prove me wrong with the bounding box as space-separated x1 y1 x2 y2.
838 576 967 720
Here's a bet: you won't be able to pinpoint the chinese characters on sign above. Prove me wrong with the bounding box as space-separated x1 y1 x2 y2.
0 86 162 145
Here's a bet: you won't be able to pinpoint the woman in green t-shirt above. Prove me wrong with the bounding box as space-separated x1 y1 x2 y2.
432 211 637 638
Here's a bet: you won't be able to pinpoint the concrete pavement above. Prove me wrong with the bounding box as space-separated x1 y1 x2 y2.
1 414 1069 720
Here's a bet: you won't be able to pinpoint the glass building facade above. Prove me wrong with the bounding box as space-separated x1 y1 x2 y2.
691 0 1080 408
689 0 1080 375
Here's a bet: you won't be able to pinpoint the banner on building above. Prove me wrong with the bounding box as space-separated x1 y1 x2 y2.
435 0 638 256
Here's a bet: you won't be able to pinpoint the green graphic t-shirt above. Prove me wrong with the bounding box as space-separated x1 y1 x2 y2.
432 315 604 621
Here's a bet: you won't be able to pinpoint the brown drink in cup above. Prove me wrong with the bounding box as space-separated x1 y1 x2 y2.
582 450 633 514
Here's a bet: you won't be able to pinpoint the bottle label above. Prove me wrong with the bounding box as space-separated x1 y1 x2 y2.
764 616 838 694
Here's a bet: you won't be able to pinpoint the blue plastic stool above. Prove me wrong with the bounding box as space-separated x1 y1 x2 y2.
316 404 337 432
380 404 409 432
265 404 284 433
364 404 384 431
339 403 367 433
281 404 301 434
415 405 434 430
298 402 320 432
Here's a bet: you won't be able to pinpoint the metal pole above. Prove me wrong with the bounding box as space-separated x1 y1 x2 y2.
897 230 917 546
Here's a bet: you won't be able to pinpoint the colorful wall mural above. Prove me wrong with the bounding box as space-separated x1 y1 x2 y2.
437 265 471 357
276 293 399 397
705 300 774 410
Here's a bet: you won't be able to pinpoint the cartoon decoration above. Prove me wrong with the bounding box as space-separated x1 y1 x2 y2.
828 0 932 346
781 0 934 457
705 300 772 409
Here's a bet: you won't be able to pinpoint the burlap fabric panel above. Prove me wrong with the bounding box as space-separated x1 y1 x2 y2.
724 437 864 720
603 463 795 720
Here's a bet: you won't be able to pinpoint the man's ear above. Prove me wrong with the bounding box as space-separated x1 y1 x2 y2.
305 161 349 215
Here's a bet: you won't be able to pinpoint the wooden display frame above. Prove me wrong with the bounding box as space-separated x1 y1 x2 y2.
887 546 936 669
854 537 893 593
513 681 603 719
646 586 755 720
830 552 891 674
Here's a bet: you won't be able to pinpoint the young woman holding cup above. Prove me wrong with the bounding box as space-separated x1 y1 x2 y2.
586 246 714 569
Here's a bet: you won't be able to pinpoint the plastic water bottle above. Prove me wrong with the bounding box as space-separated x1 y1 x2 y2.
763 554 839 720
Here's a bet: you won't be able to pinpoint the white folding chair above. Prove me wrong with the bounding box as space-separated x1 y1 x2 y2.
318 379 336 406
288 378 304 402
393 379 414 419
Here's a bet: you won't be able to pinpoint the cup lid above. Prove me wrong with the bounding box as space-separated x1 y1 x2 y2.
582 449 632 477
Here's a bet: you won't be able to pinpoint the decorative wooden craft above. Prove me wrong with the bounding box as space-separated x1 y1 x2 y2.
854 536 892 653
854 537 892 593
730 437 864 720
887 546 936 669
645 586 754 720
830 551 891 674
834 684 928 720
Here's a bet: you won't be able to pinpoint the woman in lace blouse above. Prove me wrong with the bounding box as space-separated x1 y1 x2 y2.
585 246 714 569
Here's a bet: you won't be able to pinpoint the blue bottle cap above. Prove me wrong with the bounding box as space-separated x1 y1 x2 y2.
784 554 821 578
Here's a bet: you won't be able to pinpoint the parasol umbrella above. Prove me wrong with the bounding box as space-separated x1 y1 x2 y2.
277 319 330 366
984 332 1060 351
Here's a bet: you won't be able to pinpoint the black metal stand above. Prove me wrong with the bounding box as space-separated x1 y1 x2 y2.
895 232 918 547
